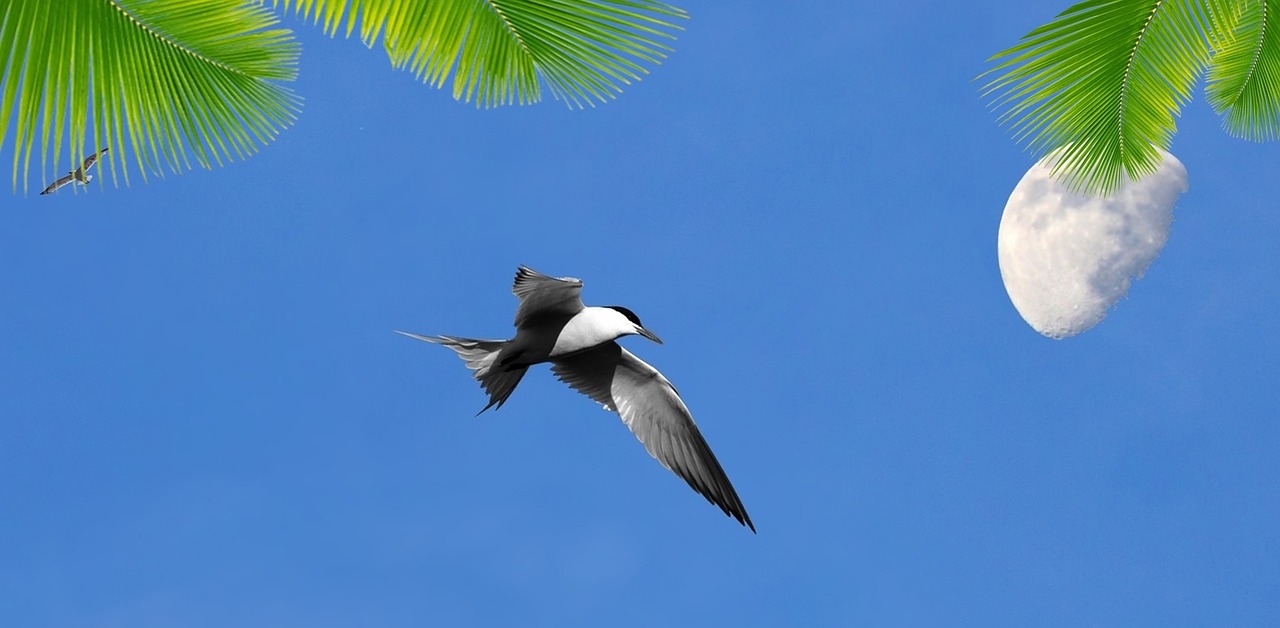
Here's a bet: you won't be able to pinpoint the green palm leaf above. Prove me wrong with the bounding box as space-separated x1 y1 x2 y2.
982 0 1221 194
273 0 686 108
1206 0 1280 140
0 0 300 194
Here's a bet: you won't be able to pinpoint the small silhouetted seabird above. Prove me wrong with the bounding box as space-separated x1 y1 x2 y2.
40 147 109 195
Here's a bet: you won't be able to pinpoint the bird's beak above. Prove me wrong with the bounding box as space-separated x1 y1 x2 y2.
637 326 663 345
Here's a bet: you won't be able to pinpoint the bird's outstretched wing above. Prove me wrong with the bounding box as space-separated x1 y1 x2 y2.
551 341 755 531
39 174 75 195
81 147 108 172
511 266 585 328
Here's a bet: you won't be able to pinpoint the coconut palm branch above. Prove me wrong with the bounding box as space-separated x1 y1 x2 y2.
272 0 687 108
1 0 686 195
1 0 301 194
982 0 1280 195
1206 0 1280 140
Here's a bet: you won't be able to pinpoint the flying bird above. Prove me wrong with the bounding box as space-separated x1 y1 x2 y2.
40 147 109 195
398 266 754 531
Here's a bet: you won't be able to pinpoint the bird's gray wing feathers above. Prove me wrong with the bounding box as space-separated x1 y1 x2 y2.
511 266 585 328
551 342 754 531
396 331 526 414
82 147 108 172
40 173 75 195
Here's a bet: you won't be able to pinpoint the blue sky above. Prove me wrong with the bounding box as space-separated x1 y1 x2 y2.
4 1 1280 626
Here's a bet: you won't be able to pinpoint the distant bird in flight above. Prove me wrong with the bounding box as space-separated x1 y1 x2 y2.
398 266 755 531
40 147 109 195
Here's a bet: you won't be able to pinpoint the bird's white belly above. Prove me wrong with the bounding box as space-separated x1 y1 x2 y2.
550 315 613 356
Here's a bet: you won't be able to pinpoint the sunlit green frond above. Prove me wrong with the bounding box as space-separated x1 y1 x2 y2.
0 0 300 194
1206 0 1280 140
274 0 686 108
982 0 1218 194
1202 0 1249 44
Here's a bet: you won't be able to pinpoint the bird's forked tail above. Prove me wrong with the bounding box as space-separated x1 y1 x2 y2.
396 332 527 414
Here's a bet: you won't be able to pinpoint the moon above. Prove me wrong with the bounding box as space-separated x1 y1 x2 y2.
998 149 1189 339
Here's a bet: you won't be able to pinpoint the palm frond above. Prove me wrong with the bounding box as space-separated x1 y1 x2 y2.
1202 0 1249 44
0 0 300 194
981 0 1219 194
274 0 686 108
1206 0 1280 140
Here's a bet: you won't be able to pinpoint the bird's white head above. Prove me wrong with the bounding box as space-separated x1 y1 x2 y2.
552 306 664 357
602 305 663 345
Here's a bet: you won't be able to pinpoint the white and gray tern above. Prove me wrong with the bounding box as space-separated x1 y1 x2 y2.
40 147 109 195
398 266 754 531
